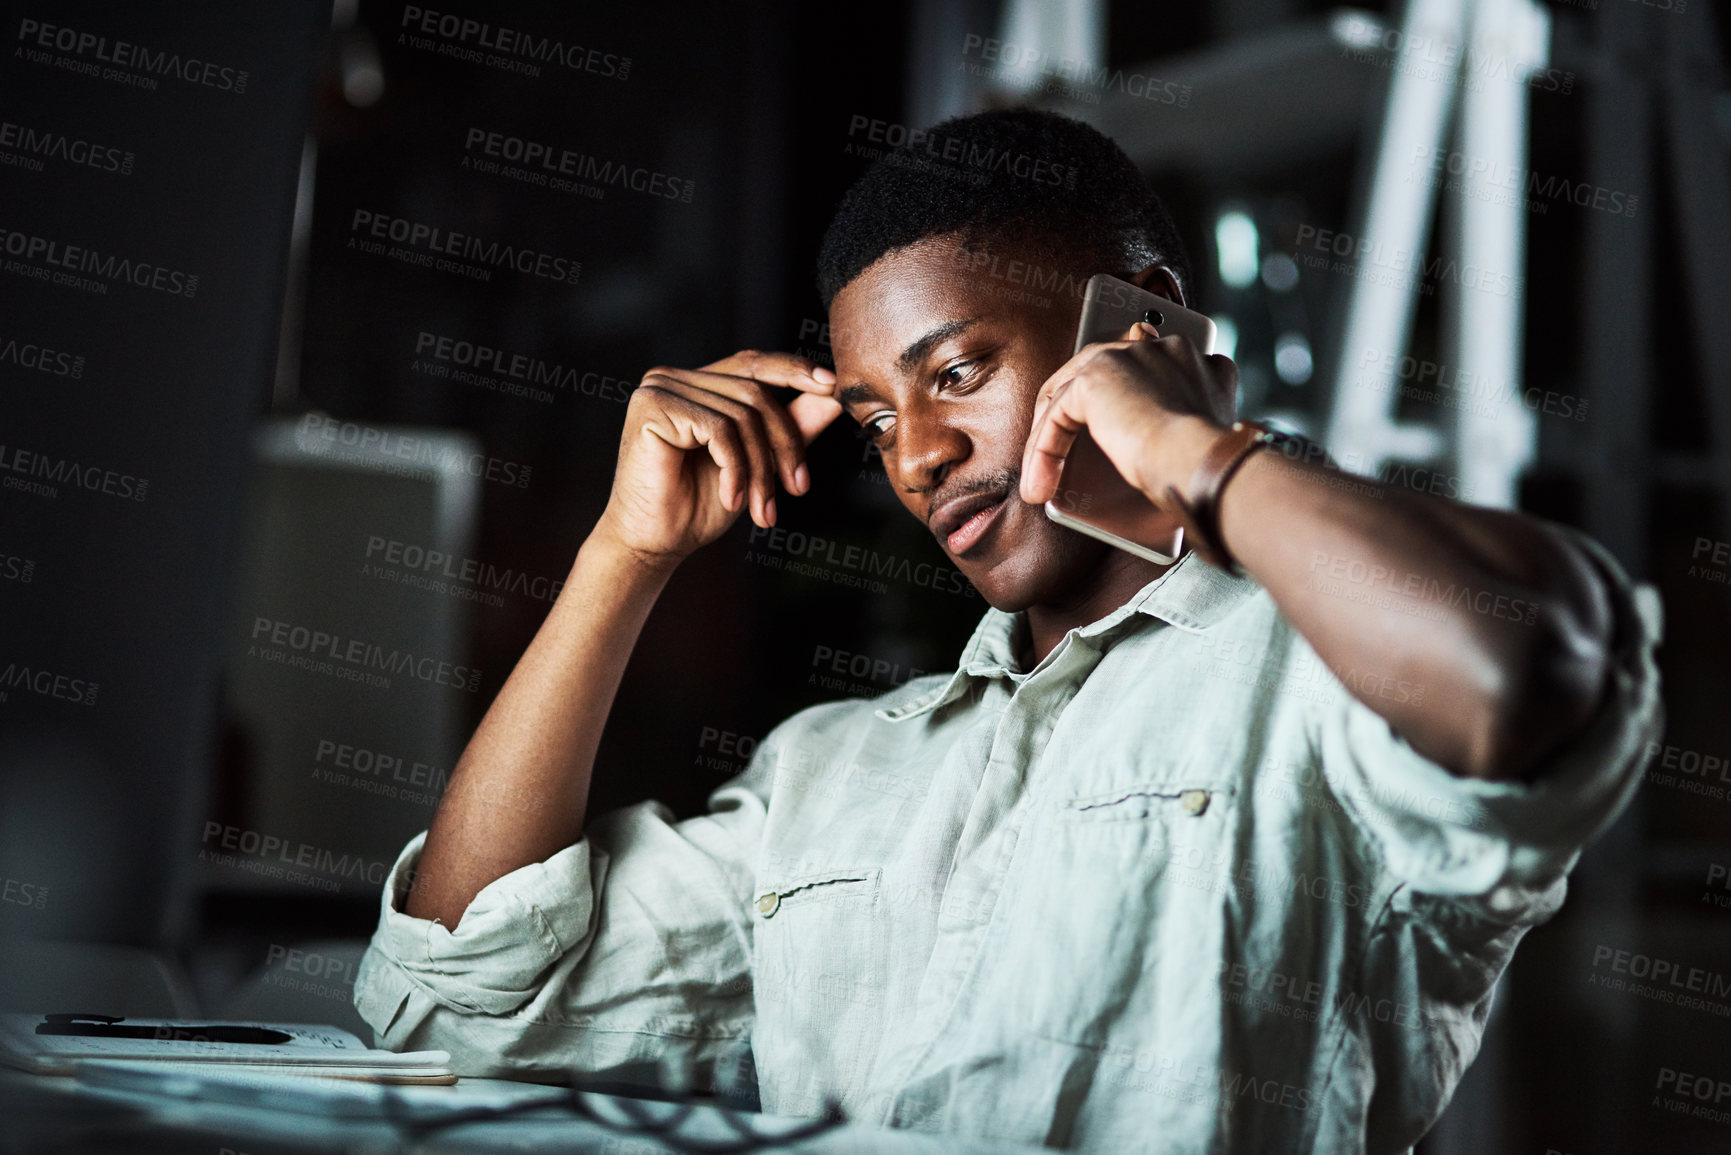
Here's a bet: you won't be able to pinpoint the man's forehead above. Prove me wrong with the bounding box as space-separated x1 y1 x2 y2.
828 312 984 393
827 246 989 368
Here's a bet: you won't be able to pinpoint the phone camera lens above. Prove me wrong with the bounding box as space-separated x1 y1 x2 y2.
1142 308 1164 326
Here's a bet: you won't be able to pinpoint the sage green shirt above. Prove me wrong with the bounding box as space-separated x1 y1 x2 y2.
356 528 1662 1153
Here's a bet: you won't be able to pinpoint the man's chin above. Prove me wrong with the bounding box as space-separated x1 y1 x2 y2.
953 521 1105 614
946 549 1024 613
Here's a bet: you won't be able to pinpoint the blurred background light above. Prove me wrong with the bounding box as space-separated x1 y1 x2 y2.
1215 208 1260 290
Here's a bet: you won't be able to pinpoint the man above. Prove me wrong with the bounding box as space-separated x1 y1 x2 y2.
355 109 1662 1153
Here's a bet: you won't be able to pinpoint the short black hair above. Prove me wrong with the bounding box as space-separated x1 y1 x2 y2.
816 108 1191 309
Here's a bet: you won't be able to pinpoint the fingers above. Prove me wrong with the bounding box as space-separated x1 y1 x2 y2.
637 385 751 514
1019 321 1202 506
1040 334 1141 394
631 344 848 534
789 392 845 446
642 365 814 499
644 374 784 526
699 349 836 393
1020 377 1084 506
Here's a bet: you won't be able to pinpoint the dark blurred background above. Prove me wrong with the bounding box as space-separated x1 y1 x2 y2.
2 0 1729 1150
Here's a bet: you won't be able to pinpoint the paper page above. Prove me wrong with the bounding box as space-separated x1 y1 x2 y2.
0 1015 445 1070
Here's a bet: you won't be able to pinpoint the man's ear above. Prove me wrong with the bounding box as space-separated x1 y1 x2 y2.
1125 264 1185 309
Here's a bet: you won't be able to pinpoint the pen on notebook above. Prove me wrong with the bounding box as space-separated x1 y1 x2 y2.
35 1014 295 1045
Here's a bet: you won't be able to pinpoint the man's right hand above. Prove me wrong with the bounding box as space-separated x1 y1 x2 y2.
594 350 844 567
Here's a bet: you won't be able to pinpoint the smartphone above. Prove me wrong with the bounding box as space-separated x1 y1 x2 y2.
1042 273 1223 565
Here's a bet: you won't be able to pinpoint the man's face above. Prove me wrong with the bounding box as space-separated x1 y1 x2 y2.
827 232 1116 612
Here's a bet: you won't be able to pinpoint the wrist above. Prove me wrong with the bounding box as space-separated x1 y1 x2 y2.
578 527 683 587
1161 419 1278 574
1135 415 1232 504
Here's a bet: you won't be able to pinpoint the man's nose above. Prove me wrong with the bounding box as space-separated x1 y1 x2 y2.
891 401 969 491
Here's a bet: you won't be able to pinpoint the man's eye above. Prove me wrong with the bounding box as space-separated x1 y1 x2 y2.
939 361 976 388
861 413 896 442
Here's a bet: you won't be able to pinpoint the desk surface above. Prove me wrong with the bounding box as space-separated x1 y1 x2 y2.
1 1067 1048 1153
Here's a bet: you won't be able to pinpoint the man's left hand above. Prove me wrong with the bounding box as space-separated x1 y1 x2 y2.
1018 321 1238 508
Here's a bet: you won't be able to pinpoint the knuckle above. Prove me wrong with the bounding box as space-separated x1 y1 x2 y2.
736 403 768 435
730 407 765 444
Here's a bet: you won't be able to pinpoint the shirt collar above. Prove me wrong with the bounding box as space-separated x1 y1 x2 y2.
874 551 1261 722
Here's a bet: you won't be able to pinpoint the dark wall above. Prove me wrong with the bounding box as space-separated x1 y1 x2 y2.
0 0 325 942
288 0 949 840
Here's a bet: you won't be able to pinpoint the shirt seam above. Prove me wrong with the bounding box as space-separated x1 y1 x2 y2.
1301 880 1406 1152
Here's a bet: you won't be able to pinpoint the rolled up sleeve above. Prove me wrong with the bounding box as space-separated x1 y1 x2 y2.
1309 528 1664 907
354 754 772 1079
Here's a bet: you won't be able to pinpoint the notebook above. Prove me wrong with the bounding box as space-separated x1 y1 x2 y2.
75 1060 558 1118
0 1014 455 1084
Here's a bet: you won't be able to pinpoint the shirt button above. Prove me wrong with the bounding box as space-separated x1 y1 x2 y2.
1180 789 1210 816
756 892 780 918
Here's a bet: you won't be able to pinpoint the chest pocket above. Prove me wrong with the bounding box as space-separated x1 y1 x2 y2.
1059 783 1222 822
749 866 888 1028
1050 747 1239 824
753 866 880 920
1036 752 1240 878
980 763 1240 1050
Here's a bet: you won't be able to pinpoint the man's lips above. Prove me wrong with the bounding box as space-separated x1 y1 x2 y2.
930 489 1011 555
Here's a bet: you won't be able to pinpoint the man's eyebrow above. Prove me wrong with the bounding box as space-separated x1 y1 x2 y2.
837 317 985 411
897 317 981 374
